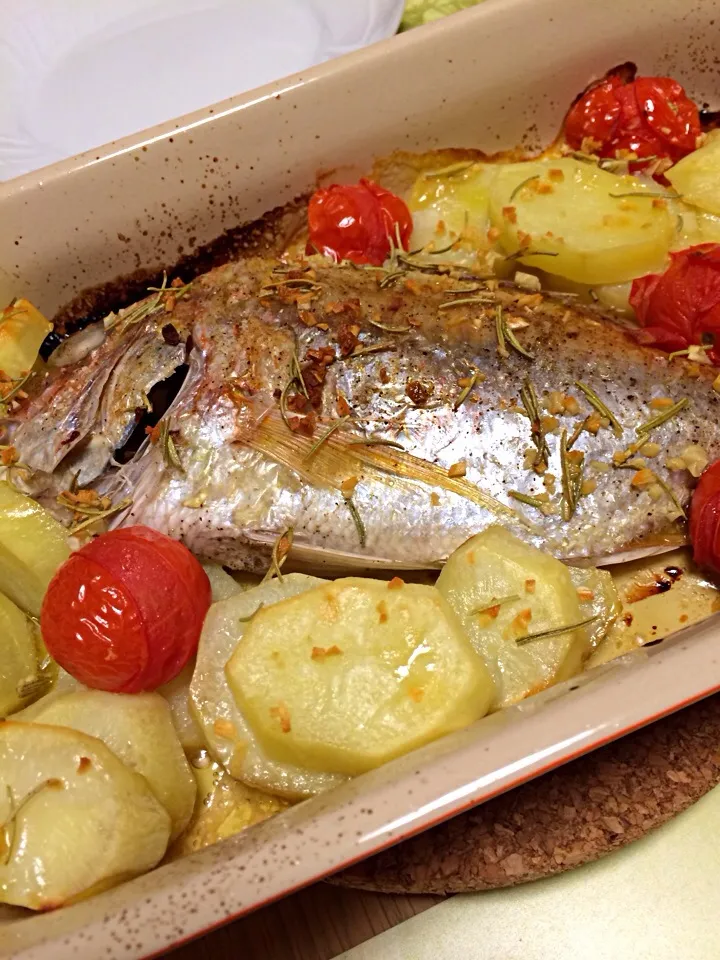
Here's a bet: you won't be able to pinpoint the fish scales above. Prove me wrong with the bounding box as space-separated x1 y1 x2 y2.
7 255 720 571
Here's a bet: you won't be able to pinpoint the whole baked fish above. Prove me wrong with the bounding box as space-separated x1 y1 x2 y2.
8 255 720 572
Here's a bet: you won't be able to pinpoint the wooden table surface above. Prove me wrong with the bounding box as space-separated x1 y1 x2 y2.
170 885 442 960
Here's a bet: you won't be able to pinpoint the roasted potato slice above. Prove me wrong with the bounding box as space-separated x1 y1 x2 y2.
29 690 196 840
158 662 206 751
226 577 494 777
668 133 720 216
190 573 346 798
0 299 52 381
0 481 70 617
437 526 603 708
0 722 170 910
0 592 44 718
488 158 673 284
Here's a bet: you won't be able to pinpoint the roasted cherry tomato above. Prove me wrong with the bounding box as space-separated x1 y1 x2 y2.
564 73 701 172
40 526 211 692
307 178 413 266
630 244 720 363
690 460 720 572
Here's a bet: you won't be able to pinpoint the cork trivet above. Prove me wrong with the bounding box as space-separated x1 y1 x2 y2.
331 694 720 894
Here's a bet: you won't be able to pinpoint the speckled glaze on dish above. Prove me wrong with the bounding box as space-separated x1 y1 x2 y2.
2 0 720 956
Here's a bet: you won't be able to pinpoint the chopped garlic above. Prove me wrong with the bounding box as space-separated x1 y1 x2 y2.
514 271 542 292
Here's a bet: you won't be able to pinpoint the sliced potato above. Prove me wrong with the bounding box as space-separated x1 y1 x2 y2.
0 721 170 910
668 133 720 216
407 162 495 266
0 481 70 617
0 299 52 381
29 690 196 840
190 573 346 797
227 577 494 777
158 662 206 751
437 526 597 709
0 592 42 718
488 158 673 284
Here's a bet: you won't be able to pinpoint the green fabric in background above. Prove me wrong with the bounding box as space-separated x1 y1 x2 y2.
400 0 483 31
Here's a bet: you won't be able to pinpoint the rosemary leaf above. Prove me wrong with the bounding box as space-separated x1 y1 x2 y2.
379 271 405 289
560 428 576 521
636 397 689 435
0 371 34 404
520 378 549 468
505 249 559 261
472 594 520 615
653 473 687 520
509 490 547 510
510 174 541 202
1 779 65 866
160 420 184 473
453 372 479 411
16 675 52 700
438 295 495 310
279 377 300 432
348 438 405 450
367 316 411 333
68 498 133 535
495 305 509 359
291 349 309 399
350 341 396 358
239 603 265 624
502 311 534 361
304 416 349 461
516 614 601 646
609 191 680 200
575 381 623 437
668 344 711 361
261 527 294 585
422 161 475 179
344 497 367 547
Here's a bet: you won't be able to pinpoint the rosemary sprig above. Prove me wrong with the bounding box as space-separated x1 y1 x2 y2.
56 493 111 517
239 603 265 624
438 295 495 310
159 420 184 472
516 614 601 646
472 594 520 615
520 378 550 469
636 397 689 435
423 161 475 179
304 416 349 461
510 175 541 202
453 372 479 411
261 527 294 585
509 490 548 510
291 349 309 399
575 381 623 437
344 497 367 547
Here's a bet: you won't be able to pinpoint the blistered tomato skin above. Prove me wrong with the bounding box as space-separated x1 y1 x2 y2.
307 178 413 266
630 244 720 362
690 461 720 572
40 526 211 693
564 74 701 172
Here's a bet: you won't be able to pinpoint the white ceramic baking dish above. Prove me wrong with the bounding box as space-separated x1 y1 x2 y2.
2 0 720 956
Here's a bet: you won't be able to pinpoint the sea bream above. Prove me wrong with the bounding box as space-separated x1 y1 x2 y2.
6 254 720 572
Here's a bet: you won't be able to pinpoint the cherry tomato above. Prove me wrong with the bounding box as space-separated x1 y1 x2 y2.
564 73 701 171
690 460 720 572
307 178 413 266
630 244 720 362
41 526 211 692
564 76 623 149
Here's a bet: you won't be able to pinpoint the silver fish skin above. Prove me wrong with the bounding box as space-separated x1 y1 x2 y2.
10 255 720 572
